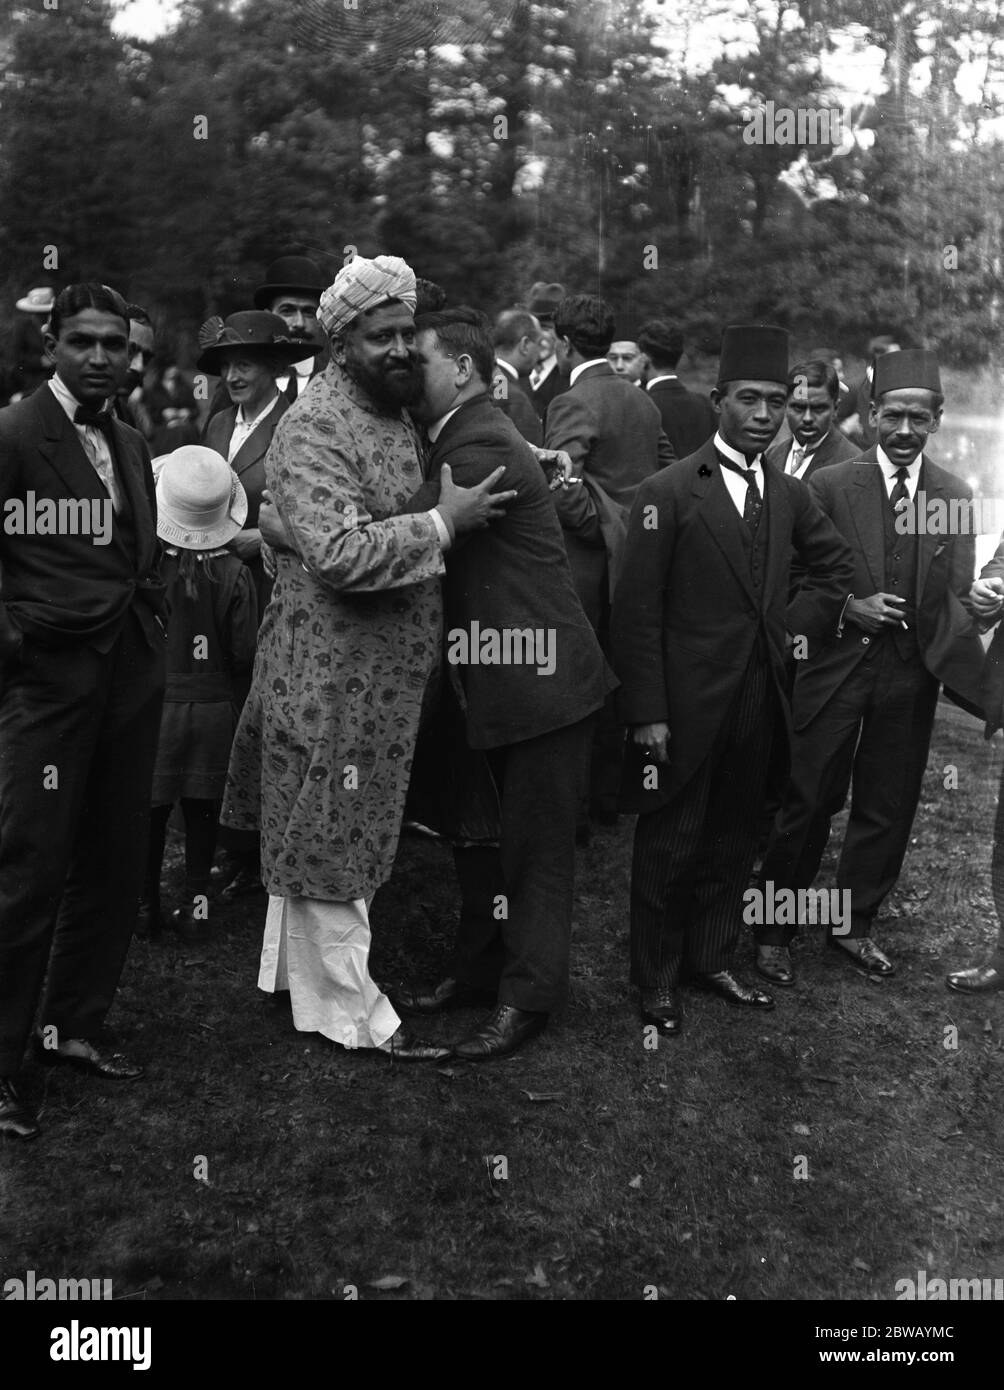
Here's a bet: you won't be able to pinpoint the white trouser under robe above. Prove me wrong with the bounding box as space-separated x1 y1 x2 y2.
259 894 400 1049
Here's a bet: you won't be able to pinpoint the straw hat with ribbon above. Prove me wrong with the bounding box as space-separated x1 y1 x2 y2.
154 446 248 551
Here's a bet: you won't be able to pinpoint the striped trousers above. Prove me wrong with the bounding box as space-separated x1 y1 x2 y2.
629 651 776 987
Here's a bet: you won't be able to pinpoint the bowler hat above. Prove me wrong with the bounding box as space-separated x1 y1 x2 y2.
253 256 326 310
155 446 248 551
527 281 565 320
196 311 310 376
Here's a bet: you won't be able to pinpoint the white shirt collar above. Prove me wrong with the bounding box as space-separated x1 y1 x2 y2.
714 431 763 472
495 357 518 380
235 391 280 432
427 405 463 443
646 374 678 389
876 444 922 479
570 358 609 387
49 373 102 420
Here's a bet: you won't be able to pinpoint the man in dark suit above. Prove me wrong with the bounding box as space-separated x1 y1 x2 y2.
611 325 855 1037
491 308 543 446
637 318 715 458
764 359 859 481
0 283 168 1140
397 307 615 1060
545 295 675 828
947 546 1004 994
758 350 986 986
112 303 156 432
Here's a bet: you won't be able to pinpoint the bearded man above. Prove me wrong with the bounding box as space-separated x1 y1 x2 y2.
221 255 513 1062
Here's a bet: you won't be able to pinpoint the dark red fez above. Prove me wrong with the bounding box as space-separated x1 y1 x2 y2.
718 324 789 384
873 348 942 397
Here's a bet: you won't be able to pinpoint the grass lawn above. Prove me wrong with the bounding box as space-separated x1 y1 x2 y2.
3 700 1002 1303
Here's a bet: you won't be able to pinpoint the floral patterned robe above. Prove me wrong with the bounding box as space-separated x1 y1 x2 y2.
221 363 444 900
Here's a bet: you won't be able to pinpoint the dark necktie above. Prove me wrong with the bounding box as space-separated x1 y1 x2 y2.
717 452 763 532
285 375 299 404
74 404 114 435
889 466 910 513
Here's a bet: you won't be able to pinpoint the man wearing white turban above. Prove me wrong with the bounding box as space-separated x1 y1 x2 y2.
222 254 515 1061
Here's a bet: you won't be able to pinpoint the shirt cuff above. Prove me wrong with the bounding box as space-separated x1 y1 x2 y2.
836 593 853 636
430 507 453 550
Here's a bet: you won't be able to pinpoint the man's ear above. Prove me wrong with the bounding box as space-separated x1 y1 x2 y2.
43 329 57 359
329 333 347 366
710 386 723 415
868 399 879 429
455 353 475 386
928 411 942 436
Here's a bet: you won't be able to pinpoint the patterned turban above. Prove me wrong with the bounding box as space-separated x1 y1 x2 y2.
317 254 417 336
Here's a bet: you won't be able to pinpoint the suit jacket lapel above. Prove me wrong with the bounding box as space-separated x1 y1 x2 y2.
230 397 286 479
761 462 793 607
916 456 943 600
695 448 757 605
35 384 107 502
848 465 886 593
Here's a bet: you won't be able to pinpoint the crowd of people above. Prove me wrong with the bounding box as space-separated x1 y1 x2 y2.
1 252 1002 1143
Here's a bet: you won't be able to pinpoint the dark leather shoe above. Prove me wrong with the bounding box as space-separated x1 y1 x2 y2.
452 1004 547 1060
828 935 895 977
35 1037 144 1081
640 987 682 1036
218 866 263 903
0 1077 40 1140
171 900 210 943
756 944 795 986
946 963 1004 994
693 970 776 1009
375 1029 451 1063
394 976 495 1014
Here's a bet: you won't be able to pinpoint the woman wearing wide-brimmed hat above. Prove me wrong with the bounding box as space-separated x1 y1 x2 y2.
199 311 308 612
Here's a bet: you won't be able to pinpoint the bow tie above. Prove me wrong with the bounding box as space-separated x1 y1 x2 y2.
74 405 113 432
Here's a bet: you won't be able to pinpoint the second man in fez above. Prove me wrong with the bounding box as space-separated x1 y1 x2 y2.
764 359 859 481
612 325 854 1037
758 350 985 984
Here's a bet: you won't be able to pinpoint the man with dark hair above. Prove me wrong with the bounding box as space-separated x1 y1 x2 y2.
757 350 985 986
612 325 854 1037
607 340 645 384
0 283 168 1139
544 295 675 827
397 306 614 1059
637 318 715 458
546 295 675 507
415 278 448 315
764 360 858 482
491 308 542 446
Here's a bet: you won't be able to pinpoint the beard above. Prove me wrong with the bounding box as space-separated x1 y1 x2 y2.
342 351 423 410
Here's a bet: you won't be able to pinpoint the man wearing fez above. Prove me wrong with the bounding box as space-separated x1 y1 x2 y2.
221 255 514 1063
612 325 854 1037
637 319 716 459
758 350 985 985
763 359 859 482
0 283 168 1139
